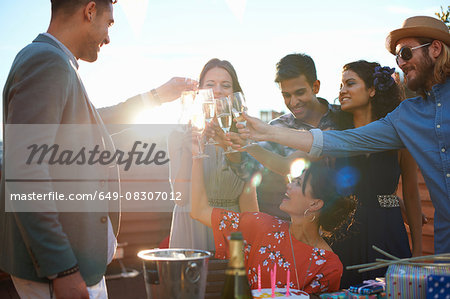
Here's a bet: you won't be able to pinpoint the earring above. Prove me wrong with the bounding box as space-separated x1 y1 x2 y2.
303 208 310 217
303 208 316 222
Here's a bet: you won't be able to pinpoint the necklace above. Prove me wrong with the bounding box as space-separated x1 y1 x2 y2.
288 224 320 291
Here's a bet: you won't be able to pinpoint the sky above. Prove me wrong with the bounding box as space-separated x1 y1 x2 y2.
0 0 446 127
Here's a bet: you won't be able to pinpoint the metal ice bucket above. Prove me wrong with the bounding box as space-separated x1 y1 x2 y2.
138 248 213 299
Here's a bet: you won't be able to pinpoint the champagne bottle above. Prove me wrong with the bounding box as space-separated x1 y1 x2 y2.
221 232 253 299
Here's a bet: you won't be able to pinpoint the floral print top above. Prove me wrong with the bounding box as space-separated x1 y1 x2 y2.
212 208 343 294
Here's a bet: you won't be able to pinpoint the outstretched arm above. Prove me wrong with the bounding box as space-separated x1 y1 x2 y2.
238 180 259 212
399 149 423 256
246 146 313 176
190 142 213 227
239 113 404 157
168 130 192 206
238 113 314 153
99 77 198 125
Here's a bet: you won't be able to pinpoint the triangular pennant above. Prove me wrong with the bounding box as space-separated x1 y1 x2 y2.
225 0 247 22
119 0 149 37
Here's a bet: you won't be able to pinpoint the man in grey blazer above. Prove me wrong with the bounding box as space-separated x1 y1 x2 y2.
0 0 196 298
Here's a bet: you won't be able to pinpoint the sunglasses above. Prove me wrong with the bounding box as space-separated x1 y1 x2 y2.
395 43 431 64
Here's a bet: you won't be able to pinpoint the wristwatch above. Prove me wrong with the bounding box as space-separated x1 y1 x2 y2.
150 88 163 104
47 264 79 280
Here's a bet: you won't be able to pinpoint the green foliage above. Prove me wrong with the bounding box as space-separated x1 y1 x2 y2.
435 5 450 28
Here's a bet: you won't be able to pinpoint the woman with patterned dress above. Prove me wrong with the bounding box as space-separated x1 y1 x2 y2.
168 58 258 251
190 134 357 295
229 61 423 289
331 60 423 288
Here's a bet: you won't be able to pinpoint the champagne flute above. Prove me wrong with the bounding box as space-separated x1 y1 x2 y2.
191 101 209 159
179 91 195 125
197 89 217 145
215 96 238 154
231 91 247 124
230 92 257 148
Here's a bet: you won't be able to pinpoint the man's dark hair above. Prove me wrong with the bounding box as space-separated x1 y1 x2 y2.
275 53 318 87
51 0 116 15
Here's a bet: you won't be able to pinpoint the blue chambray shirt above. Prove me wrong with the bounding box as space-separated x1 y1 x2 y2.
310 78 450 254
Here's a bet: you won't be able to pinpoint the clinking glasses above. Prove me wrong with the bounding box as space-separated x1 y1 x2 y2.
395 43 431 64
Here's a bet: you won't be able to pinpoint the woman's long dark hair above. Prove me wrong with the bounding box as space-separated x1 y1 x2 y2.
302 161 357 239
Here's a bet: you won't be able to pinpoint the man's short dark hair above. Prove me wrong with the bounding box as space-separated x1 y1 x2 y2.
275 53 318 87
51 0 116 15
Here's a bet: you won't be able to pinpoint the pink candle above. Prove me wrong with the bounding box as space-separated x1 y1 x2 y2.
273 264 277 284
271 269 275 298
258 265 261 292
286 269 290 297
272 264 277 298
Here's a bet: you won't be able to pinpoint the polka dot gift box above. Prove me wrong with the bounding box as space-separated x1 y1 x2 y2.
427 275 450 299
385 264 450 298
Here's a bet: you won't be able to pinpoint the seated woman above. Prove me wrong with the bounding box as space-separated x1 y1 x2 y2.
190 140 357 294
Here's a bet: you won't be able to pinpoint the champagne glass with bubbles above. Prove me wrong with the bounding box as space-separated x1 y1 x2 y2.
215 96 238 154
197 89 217 145
191 101 209 159
230 92 257 148
179 91 195 125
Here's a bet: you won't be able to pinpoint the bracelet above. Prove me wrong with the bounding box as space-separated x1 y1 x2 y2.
48 265 79 280
150 88 162 104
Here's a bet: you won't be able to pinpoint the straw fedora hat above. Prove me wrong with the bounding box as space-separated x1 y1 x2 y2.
386 16 450 54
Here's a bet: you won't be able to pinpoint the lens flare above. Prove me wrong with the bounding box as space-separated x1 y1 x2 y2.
134 106 178 124
251 172 262 188
336 166 359 195
289 159 308 179
191 103 205 130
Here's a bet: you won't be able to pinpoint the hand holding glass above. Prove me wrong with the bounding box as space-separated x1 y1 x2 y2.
197 89 217 145
179 91 195 125
191 102 209 159
215 96 238 154
230 92 257 148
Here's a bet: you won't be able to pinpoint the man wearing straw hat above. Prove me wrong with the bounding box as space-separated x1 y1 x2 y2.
238 15 450 255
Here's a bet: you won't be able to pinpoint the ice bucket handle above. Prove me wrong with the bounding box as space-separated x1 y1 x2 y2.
185 262 200 284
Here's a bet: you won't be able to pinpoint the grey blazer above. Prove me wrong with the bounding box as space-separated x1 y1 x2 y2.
0 34 156 286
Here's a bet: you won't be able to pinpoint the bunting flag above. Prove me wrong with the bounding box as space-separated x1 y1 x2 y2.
119 0 149 37
225 0 247 22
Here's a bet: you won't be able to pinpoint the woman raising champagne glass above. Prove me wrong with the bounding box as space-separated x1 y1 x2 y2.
168 58 259 251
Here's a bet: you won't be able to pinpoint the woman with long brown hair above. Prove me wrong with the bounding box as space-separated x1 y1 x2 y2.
168 58 258 251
